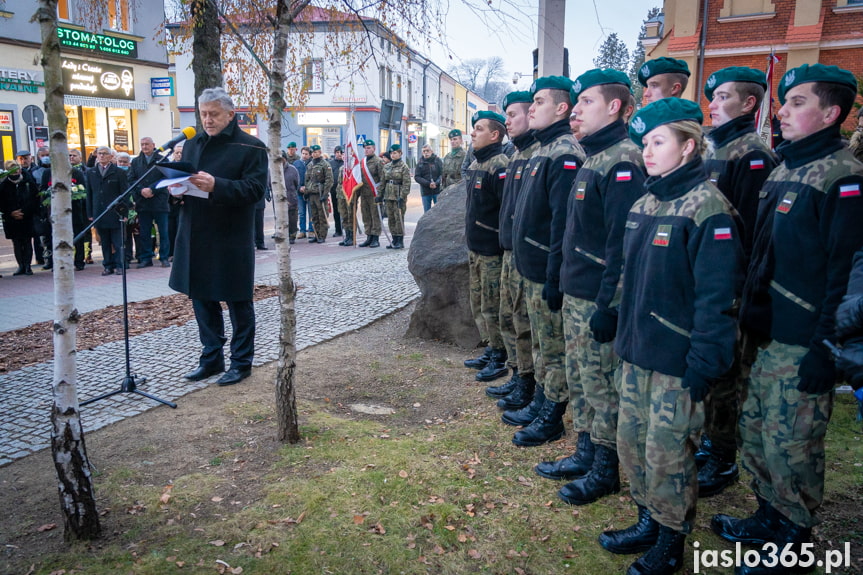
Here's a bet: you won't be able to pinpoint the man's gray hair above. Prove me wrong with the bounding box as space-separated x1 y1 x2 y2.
199 87 235 111
116 152 131 162
96 146 112 154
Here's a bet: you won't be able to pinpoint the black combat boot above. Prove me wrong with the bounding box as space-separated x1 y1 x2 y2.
534 431 595 480
626 525 685 575
387 235 404 249
497 372 536 410
358 234 373 247
368 234 380 248
697 448 739 498
599 505 660 555
512 398 567 446
557 444 621 505
501 384 545 426
475 348 508 382
486 368 519 398
386 236 396 249
735 515 814 575
711 496 776 546
464 346 492 369
343 230 353 246
694 434 712 468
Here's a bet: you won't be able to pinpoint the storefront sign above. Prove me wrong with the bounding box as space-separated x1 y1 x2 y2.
297 112 346 126
0 111 13 132
113 129 129 151
150 77 173 97
58 26 138 58
332 95 367 103
0 67 44 94
62 57 135 101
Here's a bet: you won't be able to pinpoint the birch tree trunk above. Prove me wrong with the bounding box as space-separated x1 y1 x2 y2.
36 0 101 541
271 0 310 443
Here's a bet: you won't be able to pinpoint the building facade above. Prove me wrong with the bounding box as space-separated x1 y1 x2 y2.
0 0 172 164
644 0 863 131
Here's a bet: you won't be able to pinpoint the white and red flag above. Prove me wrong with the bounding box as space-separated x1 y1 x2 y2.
342 115 363 203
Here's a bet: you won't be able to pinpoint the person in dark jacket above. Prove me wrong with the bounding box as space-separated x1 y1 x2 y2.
414 144 443 212
713 64 863 575
40 164 89 271
86 146 130 275
835 246 863 389
130 136 170 268
328 146 344 236
169 87 267 387
0 161 40 275
601 98 742 575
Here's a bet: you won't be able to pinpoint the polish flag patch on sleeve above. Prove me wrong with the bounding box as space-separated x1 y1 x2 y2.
839 183 861 198
563 160 578 170
714 227 732 240
498 172 507 179
616 170 632 182
749 159 765 170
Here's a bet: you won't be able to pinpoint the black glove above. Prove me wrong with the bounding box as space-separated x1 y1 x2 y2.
797 345 837 394
836 338 863 390
589 307 618 343
681 368 711 402
541 279 563 312
836 294 863 340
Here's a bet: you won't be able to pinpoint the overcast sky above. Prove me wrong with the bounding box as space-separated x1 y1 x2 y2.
425 0 662 89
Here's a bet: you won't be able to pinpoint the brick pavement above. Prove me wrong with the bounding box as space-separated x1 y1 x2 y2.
0 250 419 466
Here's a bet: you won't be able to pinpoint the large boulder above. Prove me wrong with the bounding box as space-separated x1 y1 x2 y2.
406 184 480 347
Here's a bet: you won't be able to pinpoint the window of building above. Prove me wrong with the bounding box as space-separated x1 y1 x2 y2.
58 0 70 20
397 75 402 103
718 0 775 19
379 66 386 96
108 0 131 32
304 59 324 93
387 68 393 99
407 80 412 116
66 105 135 158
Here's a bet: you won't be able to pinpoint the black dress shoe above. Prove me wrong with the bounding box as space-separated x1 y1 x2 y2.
102 268 115 276
184 363 225 381
256 244 268 250
136 260 153 269
161 260 171 268
217 367 252 386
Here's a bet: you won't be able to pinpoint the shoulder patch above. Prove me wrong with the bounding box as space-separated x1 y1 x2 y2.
563 160 578 170
616 170 632 182
498 172 506 179
652 224 672 247
714 227 732 240
839 183 861 198
749 158 765 170
776 191 797 214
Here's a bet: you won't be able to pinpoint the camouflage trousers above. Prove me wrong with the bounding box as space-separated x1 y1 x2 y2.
468 251 503 349
703 330 760 457
385 199 405 236
499 250 535 376
307 192 329 240
739 341 834 528
338 191 353 231
358 189 381 236
562 295 619 448
524 279 567 402
617 361 705 533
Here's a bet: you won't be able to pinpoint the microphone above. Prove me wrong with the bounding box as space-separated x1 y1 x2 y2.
157 127 196 152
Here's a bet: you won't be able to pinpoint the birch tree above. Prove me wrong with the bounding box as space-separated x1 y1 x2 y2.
35 0 100 541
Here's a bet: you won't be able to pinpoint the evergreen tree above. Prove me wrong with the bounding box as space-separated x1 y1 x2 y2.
593 33 629 72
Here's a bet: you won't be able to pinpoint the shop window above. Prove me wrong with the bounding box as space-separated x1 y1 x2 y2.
108 0 130 32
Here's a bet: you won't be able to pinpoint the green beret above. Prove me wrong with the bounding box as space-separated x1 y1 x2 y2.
448 129 462 138
628 97 703 146
572 68 632 100
364 139 375 147
530 75 574 101
704 66 767 102
310 144 321 151
503 90 533 111
638 57 691 86
333 145 343 153
287 142 297 148
389 144 401 152
777 63 858 105
471 110 507 127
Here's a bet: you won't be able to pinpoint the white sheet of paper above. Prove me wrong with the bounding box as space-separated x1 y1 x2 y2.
156 176 209 199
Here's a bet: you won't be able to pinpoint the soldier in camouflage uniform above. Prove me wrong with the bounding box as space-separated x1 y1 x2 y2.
442 129 466 189
356 140 383 248
697 67 778 498
712 65 863 575
381 144 411 249
335 147 355 247
598 99 742 575
461 111 511 382
304 144 333 243
485 91 541 409
539 70 647 509
509 76 585 447
637 57 690 104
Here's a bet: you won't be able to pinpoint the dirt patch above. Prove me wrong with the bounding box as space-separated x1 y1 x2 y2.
0 284 281 373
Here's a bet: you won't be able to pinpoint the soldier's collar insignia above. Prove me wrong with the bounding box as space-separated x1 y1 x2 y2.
652 224 672 247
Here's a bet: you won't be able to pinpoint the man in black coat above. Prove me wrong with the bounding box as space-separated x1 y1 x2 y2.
169 87 267 386
86 146 129 275
130 136 170 268
414 144 443 212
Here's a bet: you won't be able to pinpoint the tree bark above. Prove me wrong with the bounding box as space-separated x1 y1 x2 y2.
36 0 101 541
271 0 310 443
191 0 224 130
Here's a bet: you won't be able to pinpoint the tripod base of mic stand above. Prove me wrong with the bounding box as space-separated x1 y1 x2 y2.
81 375 177 408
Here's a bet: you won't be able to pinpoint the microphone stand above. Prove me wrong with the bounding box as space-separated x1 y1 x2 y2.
79 151 179 409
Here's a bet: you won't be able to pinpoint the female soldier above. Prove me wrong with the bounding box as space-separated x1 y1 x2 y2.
597 98 742 575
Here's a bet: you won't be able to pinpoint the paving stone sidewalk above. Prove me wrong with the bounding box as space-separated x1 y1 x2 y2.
0 251 418 467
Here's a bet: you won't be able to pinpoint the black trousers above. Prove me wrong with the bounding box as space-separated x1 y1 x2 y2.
97 226 123 270
192 299 255 370
254 206 266 248
12 237 33 270
330 189 342 235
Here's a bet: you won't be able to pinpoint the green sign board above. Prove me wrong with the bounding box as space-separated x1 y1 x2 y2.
58 27 138 58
